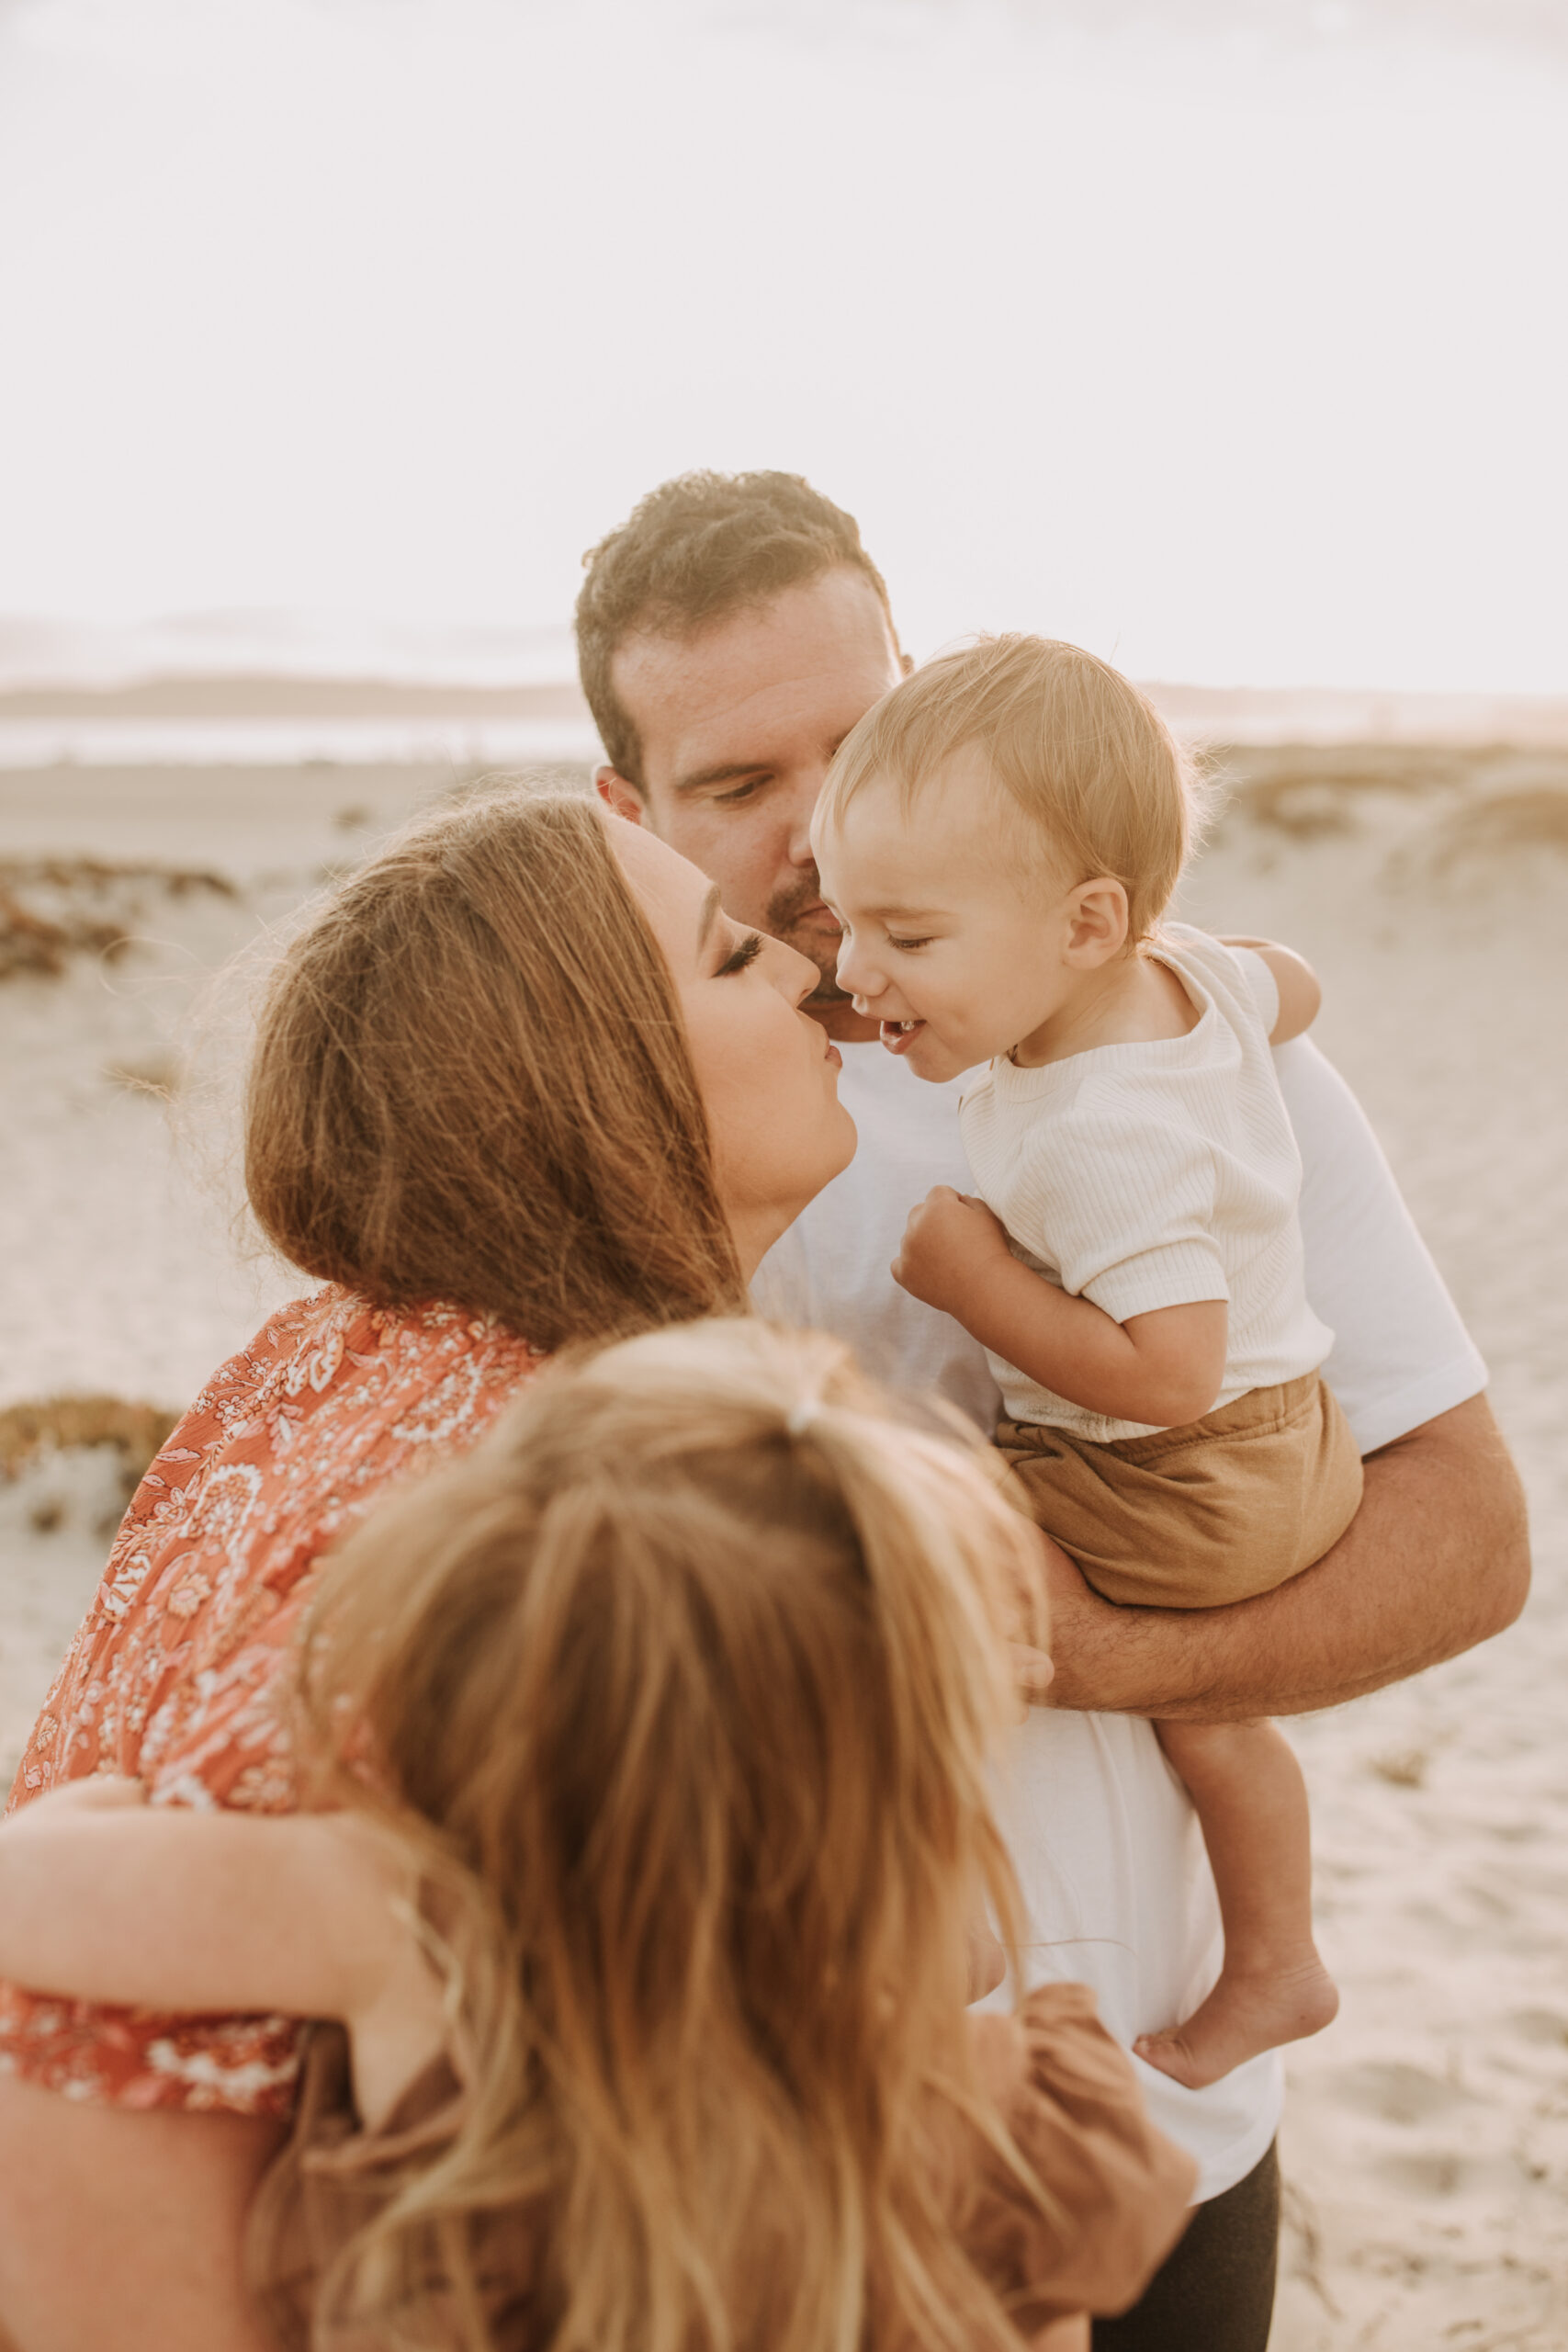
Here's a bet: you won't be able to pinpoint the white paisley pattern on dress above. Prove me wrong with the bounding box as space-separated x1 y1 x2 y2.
0 1287 547 2114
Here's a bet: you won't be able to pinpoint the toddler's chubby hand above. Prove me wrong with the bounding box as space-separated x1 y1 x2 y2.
893 1185 1013 1315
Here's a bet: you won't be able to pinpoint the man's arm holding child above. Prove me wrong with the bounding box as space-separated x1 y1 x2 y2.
1042 944 1529 1716
1040 1391 1528 1719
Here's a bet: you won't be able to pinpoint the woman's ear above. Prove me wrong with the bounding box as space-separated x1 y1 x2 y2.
1062 876 1130 967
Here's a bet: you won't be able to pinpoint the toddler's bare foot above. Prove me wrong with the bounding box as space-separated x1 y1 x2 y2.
1134 1954 1339 2090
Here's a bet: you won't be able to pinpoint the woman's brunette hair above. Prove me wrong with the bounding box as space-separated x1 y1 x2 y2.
272 1319 1049 2352
243 787 744 1348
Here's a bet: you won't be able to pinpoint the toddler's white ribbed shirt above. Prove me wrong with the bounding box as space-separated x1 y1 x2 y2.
958 924 1334 1442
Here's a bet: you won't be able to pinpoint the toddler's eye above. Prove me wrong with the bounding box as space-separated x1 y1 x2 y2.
887 933 933 953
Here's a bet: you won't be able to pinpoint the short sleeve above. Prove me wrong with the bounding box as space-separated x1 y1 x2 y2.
1013 1091 1229 1324
1278 1037 1487 1451
962 1982 1197 2324
1228 945 1280 1041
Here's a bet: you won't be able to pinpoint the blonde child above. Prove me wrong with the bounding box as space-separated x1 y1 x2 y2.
0 1320 1192 2352
812 636 1362 2091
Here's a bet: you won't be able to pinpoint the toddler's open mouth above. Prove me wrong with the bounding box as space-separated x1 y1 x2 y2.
880 1018 926 1056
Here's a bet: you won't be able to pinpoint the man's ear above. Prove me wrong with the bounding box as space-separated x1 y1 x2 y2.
595 766 646 825
1064 877 1130 966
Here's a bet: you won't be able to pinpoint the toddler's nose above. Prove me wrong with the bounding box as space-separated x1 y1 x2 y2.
834 938 875 1001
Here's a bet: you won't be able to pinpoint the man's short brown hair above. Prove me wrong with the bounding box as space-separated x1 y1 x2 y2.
576 470 897 786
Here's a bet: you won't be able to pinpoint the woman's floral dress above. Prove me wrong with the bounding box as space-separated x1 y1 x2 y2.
0 1286 547 2115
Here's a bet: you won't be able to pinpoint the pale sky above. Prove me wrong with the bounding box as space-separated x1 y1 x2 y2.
2 0 1565 690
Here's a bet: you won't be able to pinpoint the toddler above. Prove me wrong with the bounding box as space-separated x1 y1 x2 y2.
813 635 1362 2089
0 1320 1192 2352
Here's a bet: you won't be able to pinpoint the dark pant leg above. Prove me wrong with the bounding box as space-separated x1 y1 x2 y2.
1092 2140 1280 2352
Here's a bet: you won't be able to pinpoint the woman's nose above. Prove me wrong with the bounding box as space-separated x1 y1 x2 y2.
769 934 822 1007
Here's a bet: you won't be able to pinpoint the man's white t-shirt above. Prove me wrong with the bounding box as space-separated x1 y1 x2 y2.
753 1032 1487 2202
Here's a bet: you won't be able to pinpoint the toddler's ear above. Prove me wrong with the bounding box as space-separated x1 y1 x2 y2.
1064 876 1130 965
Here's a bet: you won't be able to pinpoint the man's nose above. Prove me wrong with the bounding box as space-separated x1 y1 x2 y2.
786 771 828 869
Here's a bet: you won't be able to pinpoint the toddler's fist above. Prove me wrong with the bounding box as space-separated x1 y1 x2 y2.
893 1185 1011 1314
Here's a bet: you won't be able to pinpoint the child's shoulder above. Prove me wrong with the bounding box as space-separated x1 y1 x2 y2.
1153 922 1271 1017
1154 923 1321 1050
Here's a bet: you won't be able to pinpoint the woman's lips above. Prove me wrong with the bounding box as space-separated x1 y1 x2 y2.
880 1019 925 1056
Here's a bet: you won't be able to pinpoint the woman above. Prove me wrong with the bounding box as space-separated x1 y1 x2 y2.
0 787 857 2351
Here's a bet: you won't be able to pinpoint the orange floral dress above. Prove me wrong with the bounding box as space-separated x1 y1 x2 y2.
0 1286 547 2117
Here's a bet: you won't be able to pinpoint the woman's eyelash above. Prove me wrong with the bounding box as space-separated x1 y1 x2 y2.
716 932 764 976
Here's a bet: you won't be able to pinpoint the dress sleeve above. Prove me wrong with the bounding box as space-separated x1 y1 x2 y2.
1011 1091 1229 1325
963 1982 1197 2329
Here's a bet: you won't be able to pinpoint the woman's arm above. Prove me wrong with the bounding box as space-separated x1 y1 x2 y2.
0 1781 403 2021
0 2079 285 2352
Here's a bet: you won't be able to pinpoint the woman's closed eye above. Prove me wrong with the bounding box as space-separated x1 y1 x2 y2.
716 932 764 977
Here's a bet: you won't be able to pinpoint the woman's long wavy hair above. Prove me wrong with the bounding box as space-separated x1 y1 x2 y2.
263 1318 1051 2352
243 786 744 1348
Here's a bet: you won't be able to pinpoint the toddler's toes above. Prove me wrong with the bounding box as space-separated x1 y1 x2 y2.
1134 2028 1211 2091
1134 1959 1339 2090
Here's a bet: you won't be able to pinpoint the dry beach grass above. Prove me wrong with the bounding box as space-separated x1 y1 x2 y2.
0 746 1563 2347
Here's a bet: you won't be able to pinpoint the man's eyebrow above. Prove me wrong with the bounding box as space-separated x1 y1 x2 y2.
672 759 772 796
696 882 724 951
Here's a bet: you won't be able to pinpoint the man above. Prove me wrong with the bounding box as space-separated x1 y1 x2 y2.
579 469 1529 2349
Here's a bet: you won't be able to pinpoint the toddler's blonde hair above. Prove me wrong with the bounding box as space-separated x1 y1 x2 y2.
262 1317 1050 2352
818 634 1208 945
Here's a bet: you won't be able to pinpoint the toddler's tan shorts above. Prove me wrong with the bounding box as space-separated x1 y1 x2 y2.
997 1371 1363 1610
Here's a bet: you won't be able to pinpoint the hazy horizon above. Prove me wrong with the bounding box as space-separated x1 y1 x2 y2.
3 0 1564 695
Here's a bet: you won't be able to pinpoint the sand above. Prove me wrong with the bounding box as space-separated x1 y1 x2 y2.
2 749 1565 2346
1175 759 1568 2349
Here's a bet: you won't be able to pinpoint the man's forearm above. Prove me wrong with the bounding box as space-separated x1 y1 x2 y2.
1042 1394 1529 1721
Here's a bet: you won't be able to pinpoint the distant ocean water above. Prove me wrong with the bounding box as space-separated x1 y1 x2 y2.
0 716 604 769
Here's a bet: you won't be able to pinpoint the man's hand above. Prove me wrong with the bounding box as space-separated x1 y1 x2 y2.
893 1186 1013 1317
